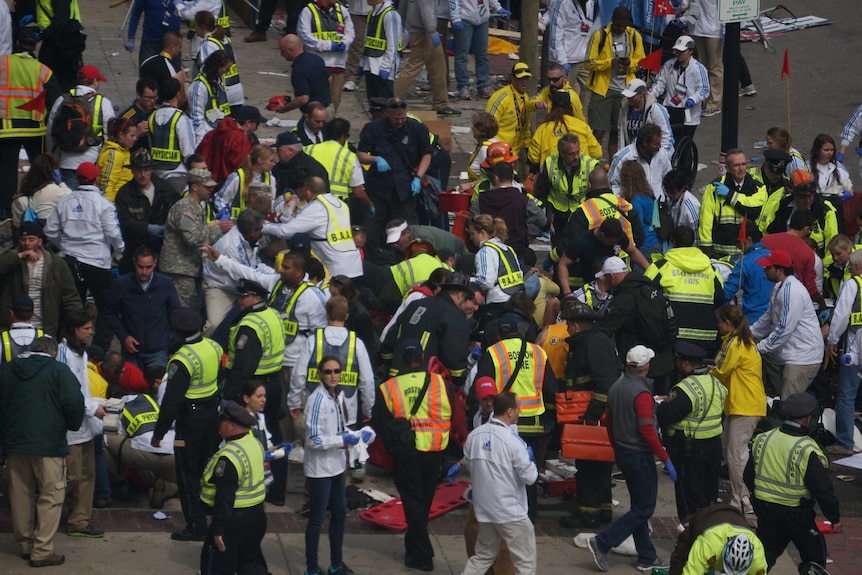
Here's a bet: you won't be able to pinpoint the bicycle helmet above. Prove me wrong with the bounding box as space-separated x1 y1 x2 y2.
798 562 831 575
723 534 754 575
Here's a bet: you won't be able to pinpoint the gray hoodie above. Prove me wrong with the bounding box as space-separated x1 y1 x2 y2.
398 0 437 33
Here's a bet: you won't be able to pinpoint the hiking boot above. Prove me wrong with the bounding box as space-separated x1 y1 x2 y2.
245 31 267 43
637 556 670 572
29 554 65 567
588 537 609 572
435 106 461 117
67 524 104 538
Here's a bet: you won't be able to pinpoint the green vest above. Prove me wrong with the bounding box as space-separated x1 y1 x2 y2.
667 372 727 439
306 329 360 396
195 74 231 119
230 170 272 219
122 394 160 437
36 0 80 28
170 338 223 400
363 5 398 57
305 140 356 199
200 431 265 508
390 254 444 297
752 428 827 507
545 153 598 213
268 281 312 345
226 307 285 375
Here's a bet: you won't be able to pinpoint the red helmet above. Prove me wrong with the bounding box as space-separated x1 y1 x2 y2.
481 141 519 169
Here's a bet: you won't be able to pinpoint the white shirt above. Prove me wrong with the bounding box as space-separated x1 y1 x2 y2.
288 326 375 424
58 342 102 445
44 185 125 269
463 417 537 523
303 386 349 478
609 142 673 199
203 226 263 292
687 0 723 38
0 2 12 56
751 275 824 365
262 194 363 279
297 3 355 69
209 252 279 292
150 106 196 181
46 86 116 170
827 274 862 362
27 259 45 327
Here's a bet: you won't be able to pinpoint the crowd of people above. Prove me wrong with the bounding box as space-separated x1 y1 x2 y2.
1 0 861 574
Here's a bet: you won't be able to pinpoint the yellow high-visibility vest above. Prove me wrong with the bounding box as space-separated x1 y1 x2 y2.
200 432 265 508
379 371 451 452
170 338 223 400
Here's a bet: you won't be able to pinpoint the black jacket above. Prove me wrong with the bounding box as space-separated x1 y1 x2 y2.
564 328 621 420
273 152 329 196
115 174 178 273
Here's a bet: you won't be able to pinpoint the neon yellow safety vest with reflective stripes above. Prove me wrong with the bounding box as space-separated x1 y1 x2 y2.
0 328 45 362
304 140 356 200
390 253 444 297
149 109 184 170
752 428 828 507
307 1 344 42
268 281 311 345
230 170 272 219
483 240 525 295
306 329 360 395
194 75 231 118
170 338 223 400
200 431 265 508
666 372 727 439
0 53 53 138
487 338 548 434
544 153 598 213
363 5 400 56
36 0 81 28
226 307 285 375
317 195 354 251
121 393 160 437
205 37 240 85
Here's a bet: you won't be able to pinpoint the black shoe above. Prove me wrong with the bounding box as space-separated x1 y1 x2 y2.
435 106 461 117
404 556 433 572
21 553 30 560
559 514 600 529
266 494 285 506
171 527 206 542
328 563 356 575
30 554 65 567
67 524 104 538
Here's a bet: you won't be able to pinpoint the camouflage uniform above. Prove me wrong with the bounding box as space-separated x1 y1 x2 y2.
161 195 224 307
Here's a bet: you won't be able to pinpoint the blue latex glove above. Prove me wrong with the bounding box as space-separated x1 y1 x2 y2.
841 189 853 202
541 256 552 272
375 156 390 172
332 41 347 52
713 182 730 198
368 204 376 217
356 65 365 76
451 20 464 31
469 345 483 362
124 39 135 53
447 463 462 484
147 224 165 238
380 70 390 81
432 33 441 48
856 147 862 157
343 433 360 446
19 15 34 26
665 459 678 482
498 8 512 17
836 151 845 164
216 205 232 221
360 430 373 443
685 98 696 108
818 308 834 324
277 442 293 454
411 176 422 196
562 63 570 75
264 450 277 462
53 168 62 184
526 446 535 462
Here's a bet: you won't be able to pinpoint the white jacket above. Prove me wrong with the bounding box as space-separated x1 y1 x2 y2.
297 3 355 69
203 226 262 292
650 57 710 126
303 386 349 478
214 170 276 213
548 0 598 66
609 142 673 200
617 93 675 157
288 326 375 424
44 185 125 269
46 86 115 170
456 0 502 26
473 237 521 304
349 0 370 16
668 190 701 238
827 275 861 360
752 275 824 365
59 343 102 446
150 106 196 181
463 417 537 523
687 0 723 39
199 36 244 107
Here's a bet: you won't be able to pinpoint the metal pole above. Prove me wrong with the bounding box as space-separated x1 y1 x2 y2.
720 22 740 161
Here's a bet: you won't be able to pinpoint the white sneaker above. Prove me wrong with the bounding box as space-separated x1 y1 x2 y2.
739 84 757 97
343 80 356 92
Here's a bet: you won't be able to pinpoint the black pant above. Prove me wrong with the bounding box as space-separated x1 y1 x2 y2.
63 257 115 350
175 403 220 533
755 500 827 571
666 435 722 521
365 192 416 252
200 504 268 575
254 0 303 34
392 450 444 564
0 136 43 214
574 459 614 521
365 73 395 102
667 108 698 145
261 376 286 500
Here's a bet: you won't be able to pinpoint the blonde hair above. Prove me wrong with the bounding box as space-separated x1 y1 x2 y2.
827 234 853 253
469 213 508 242
618 160 653 200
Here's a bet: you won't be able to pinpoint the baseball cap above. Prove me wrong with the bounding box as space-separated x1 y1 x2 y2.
220 400 257 428
474 376 498 400
11 294 34 313
621 79 647 99
17 221 44 239
386 221 409 244
187 168 218 187
672 35 695 52
595 256 628 278
512 62 532 79
757 249 792 269
235 105 266 124
75 162 101 183
626 345 655 367
782 392 818 419
399 338 424 360
78 65 108 82
274 131 300 147
497 314 522 336
236 278 268 298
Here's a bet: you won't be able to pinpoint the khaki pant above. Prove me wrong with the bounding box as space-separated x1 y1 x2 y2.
569 62 590 111
330 70 345 114
693 36 723 109
722 415 759 509
279 365 304 442
345 13 368 82
462 513 536 575
8 453 66 560
65 439 95 531
395 30 449 110
780 363 821 400
104 434 178 496
464 504 515 575
203 286 236 337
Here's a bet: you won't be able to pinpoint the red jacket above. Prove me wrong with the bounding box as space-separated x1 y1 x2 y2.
195 118 253 184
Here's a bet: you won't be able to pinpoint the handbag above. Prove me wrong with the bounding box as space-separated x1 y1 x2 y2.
22 198 40 224
383 371 432 460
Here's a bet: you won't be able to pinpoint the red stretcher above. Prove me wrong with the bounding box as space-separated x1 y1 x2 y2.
359 480 471 531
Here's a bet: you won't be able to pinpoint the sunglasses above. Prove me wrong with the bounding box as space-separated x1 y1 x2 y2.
547 76 564 83
388 102 407 109
322 369 342 375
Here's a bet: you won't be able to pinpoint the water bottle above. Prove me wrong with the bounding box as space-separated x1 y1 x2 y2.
753 141 767 149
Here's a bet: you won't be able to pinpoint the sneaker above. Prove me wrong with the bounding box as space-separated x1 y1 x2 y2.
637 556 670 572
350 463 366 483
611 471 626 482
827 444 855 456
739 84 757 97
329 564 357 575
587 537 609 572
94 497 112 509
67 524 104 538
702 106 721 117
29 554 65 568
343 80 356 92
244 31 267 43
170 527 205 542
479 86 493 99
436 106 461 117
459 86 472 100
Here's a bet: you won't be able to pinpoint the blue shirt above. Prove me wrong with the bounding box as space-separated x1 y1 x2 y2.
723 242 772 324
630 193 657 249
291 51 331 107
129 0 181 42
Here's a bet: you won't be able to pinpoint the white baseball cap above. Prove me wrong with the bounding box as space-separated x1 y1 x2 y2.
595 256 628 278
672 35 695 52
621 79 647 99
626 345 655 367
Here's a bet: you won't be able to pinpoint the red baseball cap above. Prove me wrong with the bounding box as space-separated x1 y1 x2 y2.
78 65 108 82
757 249 792 269
475 376 498 400
76 162 102 183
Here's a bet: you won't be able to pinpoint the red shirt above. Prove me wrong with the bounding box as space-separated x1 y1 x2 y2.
761 232 818 299
195 117 253 184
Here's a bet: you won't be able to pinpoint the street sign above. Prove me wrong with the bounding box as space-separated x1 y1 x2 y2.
718 0 760 23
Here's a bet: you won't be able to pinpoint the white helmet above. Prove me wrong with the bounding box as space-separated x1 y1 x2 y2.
723 534 753 575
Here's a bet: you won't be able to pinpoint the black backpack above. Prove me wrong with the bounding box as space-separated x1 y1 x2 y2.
52 92 101 152
635 281 677 349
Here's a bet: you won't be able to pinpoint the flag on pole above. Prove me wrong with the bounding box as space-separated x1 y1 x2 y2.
781 48 790 80
737 217 748 244
16 91 47 114
654 0 676 17
638 50 663 73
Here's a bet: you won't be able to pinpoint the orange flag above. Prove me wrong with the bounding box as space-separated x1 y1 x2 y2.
654 0 676 16
737 217 748 244
781 48 790 80
638 50 663 74
16 91 47 114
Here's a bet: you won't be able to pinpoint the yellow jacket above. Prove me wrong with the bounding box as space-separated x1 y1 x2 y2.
88 361 108 399
584 25 645 97
97 140 132 202
485 84 540 155
528 116 602 168
683 523 767 575
711 332 766 417
536 86 586 124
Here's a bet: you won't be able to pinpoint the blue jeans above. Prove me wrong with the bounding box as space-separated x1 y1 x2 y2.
835 361 860 449
93 434 111 499
306 472 347 572
453 20 489 91
595 447 658 565
125 349 169 371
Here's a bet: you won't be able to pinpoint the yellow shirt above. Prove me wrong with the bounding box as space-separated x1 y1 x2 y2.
536 86 586 124
711 333 766 417
88 361 109 399
485 85 540 156
527 115 603 167
96 140 132 202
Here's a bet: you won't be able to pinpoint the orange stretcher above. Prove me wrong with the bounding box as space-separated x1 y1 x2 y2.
359 480 470 531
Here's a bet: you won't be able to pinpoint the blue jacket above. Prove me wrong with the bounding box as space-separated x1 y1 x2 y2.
104 271 180 353
723 242 772 325
129 0 181 43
